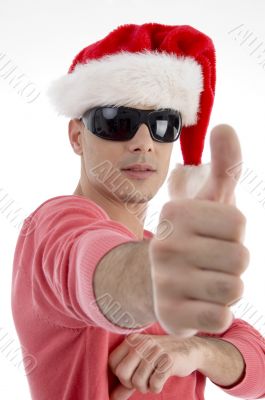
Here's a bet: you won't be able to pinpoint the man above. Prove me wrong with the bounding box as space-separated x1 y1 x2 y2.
11 22 265 400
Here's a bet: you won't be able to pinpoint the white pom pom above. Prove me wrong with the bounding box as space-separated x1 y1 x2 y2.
167 162 211 199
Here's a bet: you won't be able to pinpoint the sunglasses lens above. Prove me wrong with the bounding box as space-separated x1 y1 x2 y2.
94 107 135 140
149 110 181 142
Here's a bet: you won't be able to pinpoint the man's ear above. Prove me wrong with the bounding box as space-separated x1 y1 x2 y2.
68 119 83 155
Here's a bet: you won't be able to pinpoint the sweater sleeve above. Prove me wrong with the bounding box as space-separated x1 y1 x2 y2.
17 196 153 334
210 318 265 398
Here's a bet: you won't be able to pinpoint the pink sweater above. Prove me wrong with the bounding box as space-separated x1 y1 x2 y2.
11 195 265 400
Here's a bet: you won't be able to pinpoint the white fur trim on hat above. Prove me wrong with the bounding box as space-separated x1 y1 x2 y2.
167 162 211 199
47 50 203 126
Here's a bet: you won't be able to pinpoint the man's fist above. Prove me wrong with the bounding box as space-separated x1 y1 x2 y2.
149 125 250 337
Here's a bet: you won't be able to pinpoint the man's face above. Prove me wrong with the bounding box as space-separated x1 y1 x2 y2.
69 104 174 205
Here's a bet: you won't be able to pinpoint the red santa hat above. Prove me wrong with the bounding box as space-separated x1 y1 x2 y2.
47 22 216 199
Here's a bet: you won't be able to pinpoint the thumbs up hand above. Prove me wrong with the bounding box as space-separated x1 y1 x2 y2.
148 125 250 338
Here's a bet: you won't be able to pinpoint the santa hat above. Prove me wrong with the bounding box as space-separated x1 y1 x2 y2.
47 22 216 199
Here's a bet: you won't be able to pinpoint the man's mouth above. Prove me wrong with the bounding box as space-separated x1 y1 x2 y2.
121 163 156 172
121 169 156 180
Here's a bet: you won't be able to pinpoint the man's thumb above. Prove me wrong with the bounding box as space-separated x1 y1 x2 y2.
195 124 242 204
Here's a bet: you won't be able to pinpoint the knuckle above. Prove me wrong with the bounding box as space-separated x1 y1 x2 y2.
126 333 142 347
131 373 147 393
232 244 250 273
149 371 166 393
114 363 132 388
144 345 160 362
205 277 228 300
233 209 247 233
156 218 174 241
161 199 192 222
113 363 122 378
160 201 176 219
137 337 153 353
198 307 229 331
150 381 163 393
149 383 161 393
215 279 234 299
237 210 247 226
234 277 244 299
239 245 250 271
209 276 244 304
113 364 126 382
155 353 173 374
222 277 244 301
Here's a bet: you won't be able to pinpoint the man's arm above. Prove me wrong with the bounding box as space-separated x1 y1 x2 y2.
197 336 246 387
93 239 157 329
197 318 265 398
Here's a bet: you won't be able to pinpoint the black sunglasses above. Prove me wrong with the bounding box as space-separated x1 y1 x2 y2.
79 105 182 143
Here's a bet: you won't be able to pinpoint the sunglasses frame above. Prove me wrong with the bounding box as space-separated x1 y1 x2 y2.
79 105 182 143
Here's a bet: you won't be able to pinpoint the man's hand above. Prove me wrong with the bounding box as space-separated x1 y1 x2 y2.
149 125 250 337
108 333 203 400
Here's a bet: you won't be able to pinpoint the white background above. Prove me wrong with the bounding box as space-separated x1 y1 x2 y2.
0 0 265 399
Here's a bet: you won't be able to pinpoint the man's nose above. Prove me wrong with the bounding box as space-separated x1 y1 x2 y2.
127 123 154 152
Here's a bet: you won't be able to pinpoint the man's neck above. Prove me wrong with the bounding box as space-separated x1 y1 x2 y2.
73 183 147 241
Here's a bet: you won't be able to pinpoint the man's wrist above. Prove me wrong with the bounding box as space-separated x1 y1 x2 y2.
190 335 209 371
195 336 246 388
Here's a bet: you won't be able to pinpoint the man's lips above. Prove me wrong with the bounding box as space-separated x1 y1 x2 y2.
121 163 156 171
121 169 156 179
